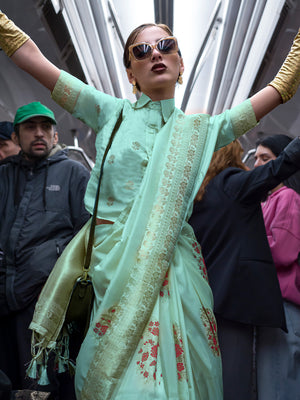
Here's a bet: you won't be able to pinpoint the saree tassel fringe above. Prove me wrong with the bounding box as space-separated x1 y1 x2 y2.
26 359 38 380
26 330 75 385
38 364 50 386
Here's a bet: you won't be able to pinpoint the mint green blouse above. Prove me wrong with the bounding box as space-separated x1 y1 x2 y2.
52 70 257 222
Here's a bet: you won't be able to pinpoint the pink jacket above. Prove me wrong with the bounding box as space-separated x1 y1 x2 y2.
262 186 300 305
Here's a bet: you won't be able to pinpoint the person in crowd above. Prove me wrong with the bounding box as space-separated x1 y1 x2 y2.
254 134 300 400
255 133 300 194
189 137 300 400
0 101 90 398
0 121 20 161
0 121 20 293
0 9 299 399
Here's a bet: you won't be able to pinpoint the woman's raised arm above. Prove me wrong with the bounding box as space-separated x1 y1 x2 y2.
0 11 60 92
250 29 300 121
11 39 60 92
250 86 282 122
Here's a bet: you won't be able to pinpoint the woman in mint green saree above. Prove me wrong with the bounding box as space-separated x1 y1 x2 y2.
1 11 299 399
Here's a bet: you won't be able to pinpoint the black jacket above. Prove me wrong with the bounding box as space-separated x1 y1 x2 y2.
189 138 300 329
0 148 90 313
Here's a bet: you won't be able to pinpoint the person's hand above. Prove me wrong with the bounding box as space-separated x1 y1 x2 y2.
0 11 29 57
268 29 300 103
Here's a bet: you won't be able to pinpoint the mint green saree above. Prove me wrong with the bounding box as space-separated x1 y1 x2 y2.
29 71 257 399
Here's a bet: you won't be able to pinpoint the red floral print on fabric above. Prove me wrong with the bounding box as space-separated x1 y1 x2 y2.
160 269 170 297
192 241 208 281
201 307 220 357
136 321 161 384
93 307 116 338
177 362 184 372
173 324 188 382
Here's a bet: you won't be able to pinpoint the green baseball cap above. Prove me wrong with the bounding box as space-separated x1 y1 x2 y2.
14 102 57 126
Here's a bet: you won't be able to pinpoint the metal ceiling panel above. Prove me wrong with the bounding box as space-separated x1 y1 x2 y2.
154 0 174 31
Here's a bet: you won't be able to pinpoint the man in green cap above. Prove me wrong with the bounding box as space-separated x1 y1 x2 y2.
0 102 90 398
11 101 58 160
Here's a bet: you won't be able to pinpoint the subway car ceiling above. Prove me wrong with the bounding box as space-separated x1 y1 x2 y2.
0 0 299 162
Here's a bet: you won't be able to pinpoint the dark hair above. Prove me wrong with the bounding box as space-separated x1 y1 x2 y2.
256 133 300 194
13 124 20 137
255 134 292 157
123 23 174 69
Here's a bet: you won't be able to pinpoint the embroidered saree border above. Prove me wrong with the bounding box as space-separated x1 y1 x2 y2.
80 113 209 399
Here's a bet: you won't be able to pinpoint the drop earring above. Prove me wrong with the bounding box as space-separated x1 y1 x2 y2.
132 81 137 94
178 72 183 85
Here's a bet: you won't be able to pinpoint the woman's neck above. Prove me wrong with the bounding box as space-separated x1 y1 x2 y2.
142 86 175 101
270 182 284 194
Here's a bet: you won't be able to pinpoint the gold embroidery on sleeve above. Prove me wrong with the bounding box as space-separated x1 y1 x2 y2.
108 155 115 164
132 141 141 150
95 104 101 115
125 180 135 191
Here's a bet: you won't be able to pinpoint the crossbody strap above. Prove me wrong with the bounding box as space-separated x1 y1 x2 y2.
81 110 123 280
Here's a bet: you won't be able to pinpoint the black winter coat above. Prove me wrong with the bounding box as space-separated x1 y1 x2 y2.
189 137 300 329
0 149 90 313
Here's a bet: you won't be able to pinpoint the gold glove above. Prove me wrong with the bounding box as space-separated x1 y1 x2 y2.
0 11 29 57
268 29 300 103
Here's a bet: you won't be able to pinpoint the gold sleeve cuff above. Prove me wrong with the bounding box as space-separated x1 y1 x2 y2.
268 29 300 103
0 12 30 57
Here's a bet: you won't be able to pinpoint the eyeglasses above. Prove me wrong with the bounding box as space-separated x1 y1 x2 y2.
129 36 178 61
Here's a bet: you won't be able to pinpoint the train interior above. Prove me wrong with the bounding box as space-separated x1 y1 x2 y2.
0 0 299 168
